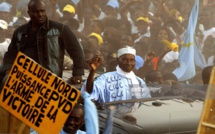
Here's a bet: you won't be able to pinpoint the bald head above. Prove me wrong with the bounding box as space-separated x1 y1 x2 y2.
27 0 47 26
63 103 85 133
28 0 45 10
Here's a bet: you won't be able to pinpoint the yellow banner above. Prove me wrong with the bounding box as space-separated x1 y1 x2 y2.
0 52 81 134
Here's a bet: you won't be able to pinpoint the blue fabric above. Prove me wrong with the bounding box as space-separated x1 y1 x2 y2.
81 71 151 103
135 55 144 70
173 0 199 81
107 0 119 9
0 2 11 12
81 91 99 134
102 108 115 134
71 0 80 5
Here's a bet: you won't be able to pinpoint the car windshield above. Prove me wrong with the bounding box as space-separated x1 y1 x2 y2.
96 83 213 134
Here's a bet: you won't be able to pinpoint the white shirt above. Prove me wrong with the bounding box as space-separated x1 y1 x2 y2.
207 55 215 66
162 51 179 63
0 38 11 64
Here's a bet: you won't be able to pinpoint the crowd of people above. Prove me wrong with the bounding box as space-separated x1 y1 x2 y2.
0 0 214 83
0 0 215 134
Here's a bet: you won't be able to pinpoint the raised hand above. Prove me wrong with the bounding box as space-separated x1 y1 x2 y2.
89 55 101 71
145 51 155 62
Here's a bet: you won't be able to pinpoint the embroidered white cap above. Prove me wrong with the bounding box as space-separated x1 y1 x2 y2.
117 46 136 58
0 19 8 30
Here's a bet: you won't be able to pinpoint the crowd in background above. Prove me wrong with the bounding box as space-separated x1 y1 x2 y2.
0 0 215 134
0 0 215 84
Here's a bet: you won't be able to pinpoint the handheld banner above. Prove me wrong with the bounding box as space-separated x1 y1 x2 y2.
0 52 81 134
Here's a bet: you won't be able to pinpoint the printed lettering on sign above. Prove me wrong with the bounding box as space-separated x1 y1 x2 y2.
0 52 81 134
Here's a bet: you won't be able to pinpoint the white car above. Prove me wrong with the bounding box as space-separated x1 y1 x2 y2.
97 84 206 134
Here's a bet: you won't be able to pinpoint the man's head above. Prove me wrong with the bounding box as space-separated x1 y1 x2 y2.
0 2 11 22
57 0 74 11
169 9 181 22
63 103 85 133
90 20 104 34
62 4 76 19
202 66 213 84
120 34 134 47
105 0 119 18
157 28 169 41
145 70 164 84
117 46 136 72
28 0 47 26
135 16 149 32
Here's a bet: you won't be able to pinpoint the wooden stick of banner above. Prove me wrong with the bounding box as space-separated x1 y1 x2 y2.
17 123 27 134
197 67 215 134
0 106 10 132
9 114 30 134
